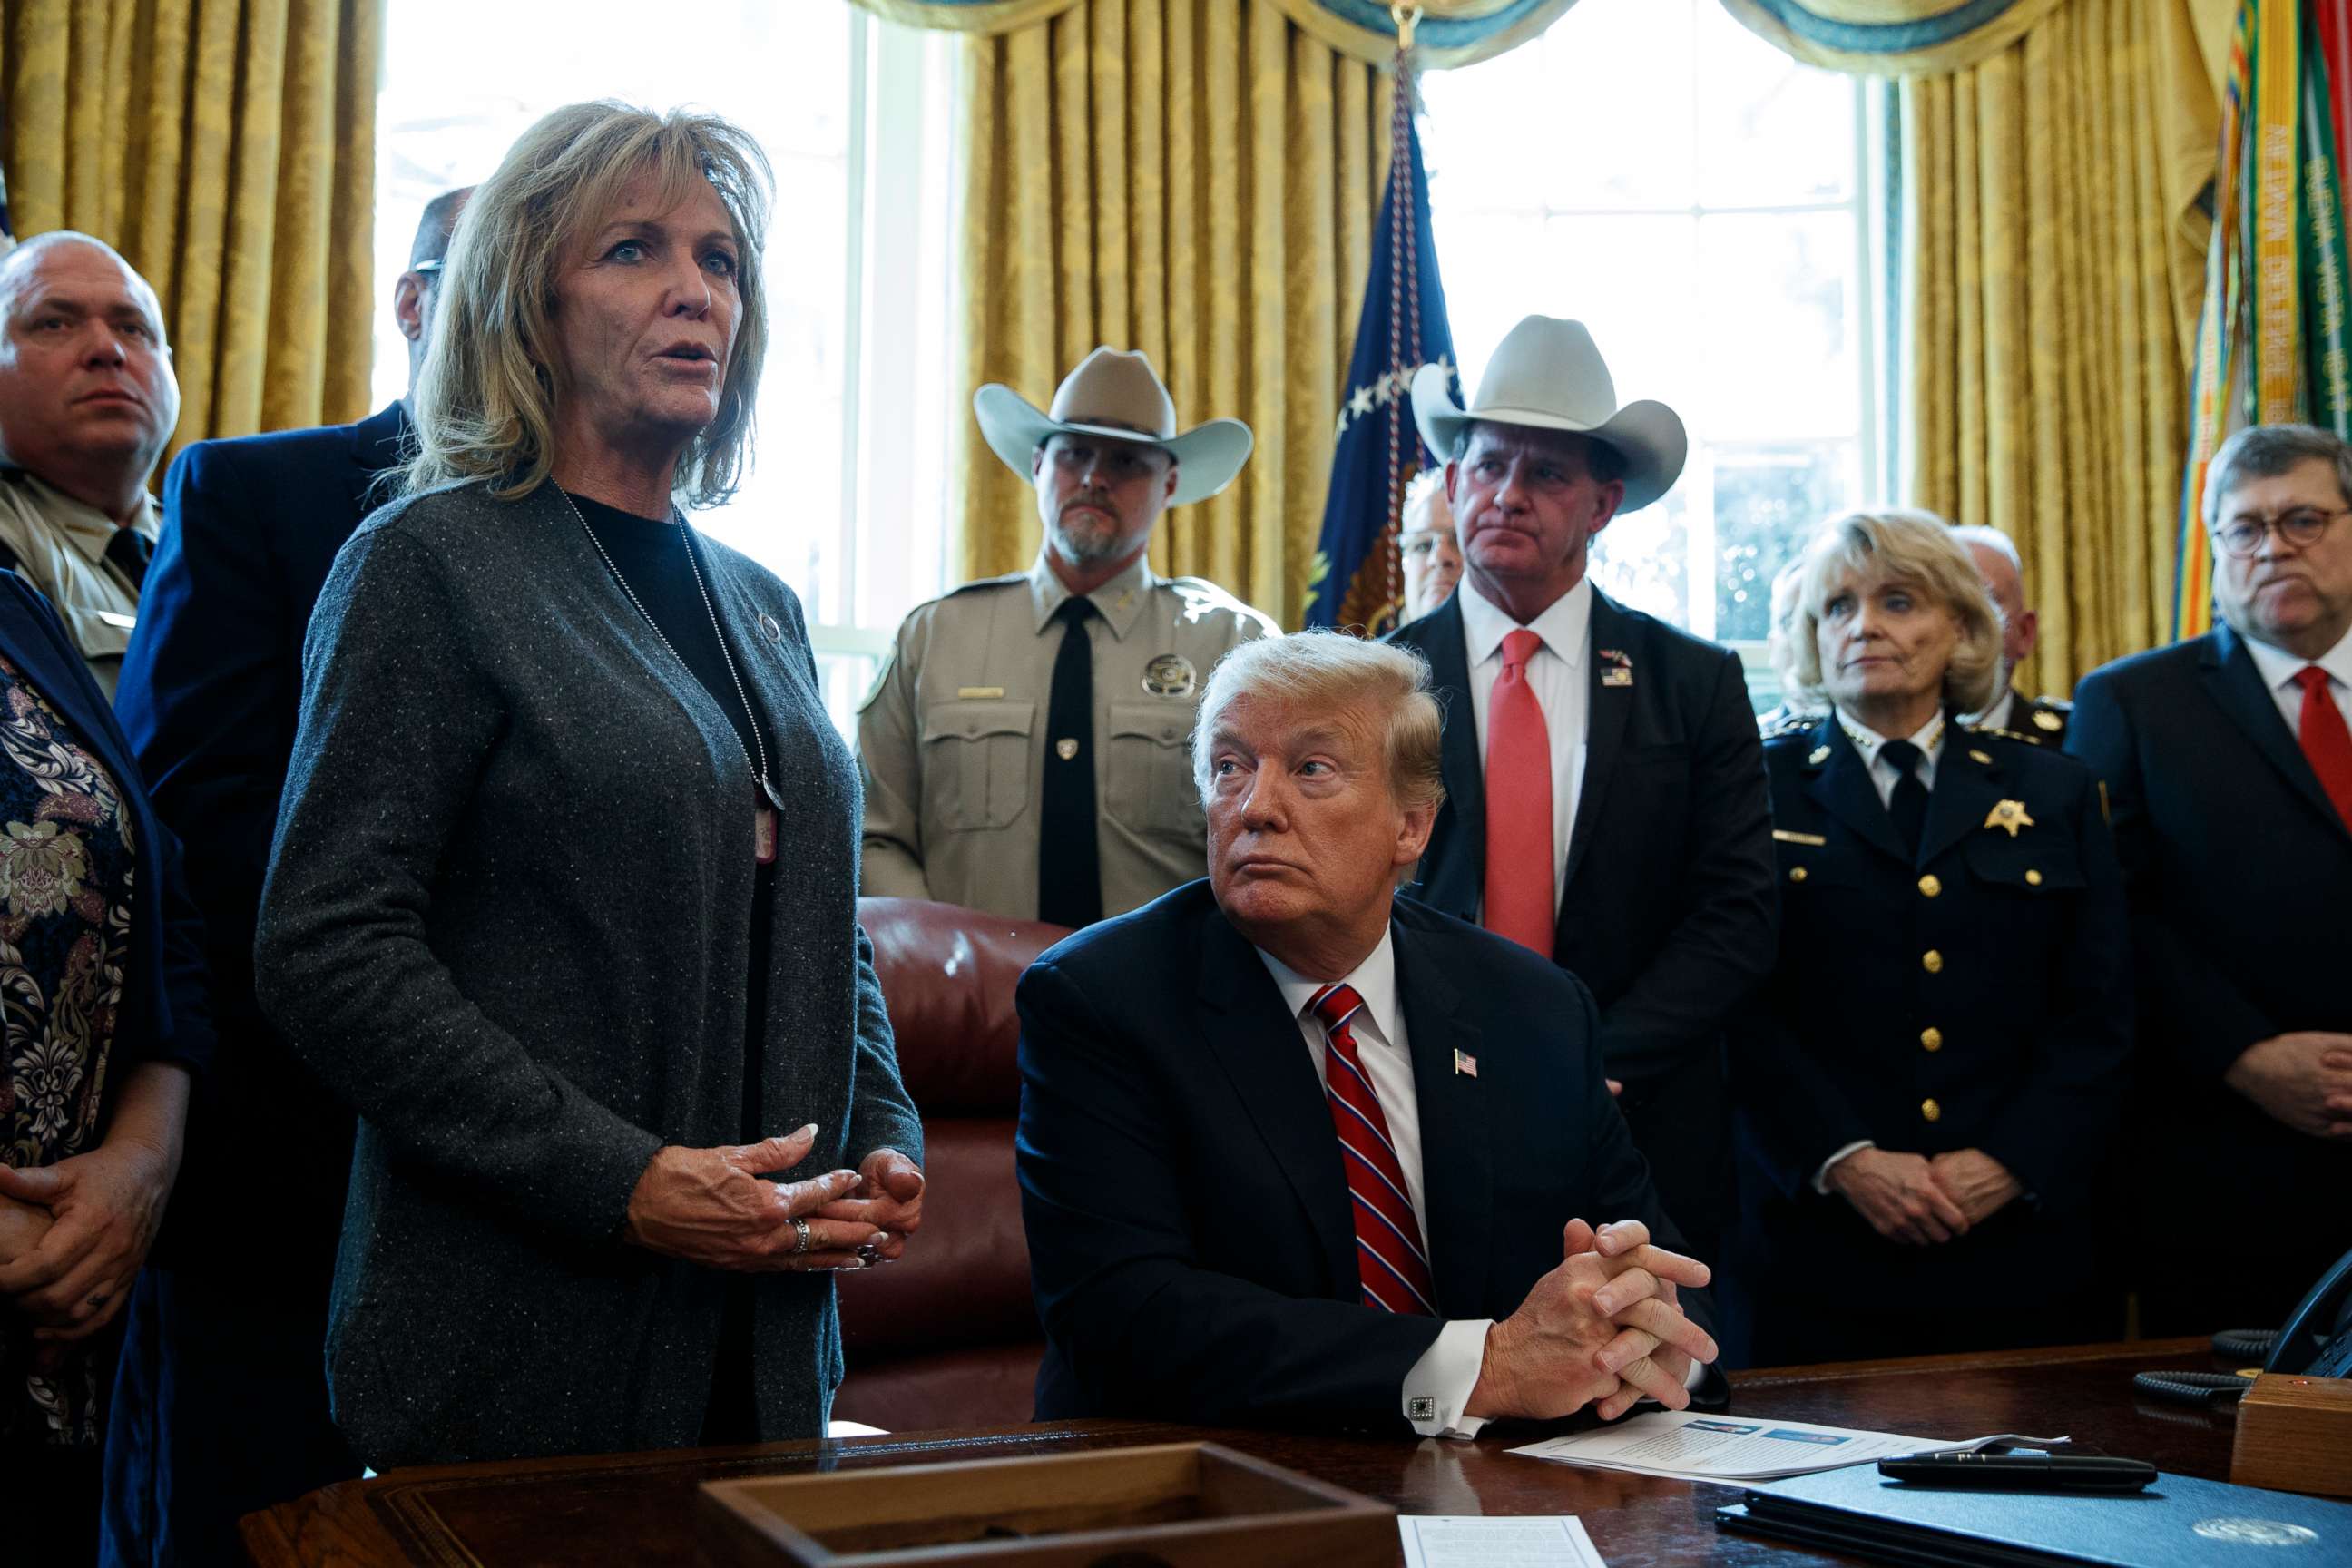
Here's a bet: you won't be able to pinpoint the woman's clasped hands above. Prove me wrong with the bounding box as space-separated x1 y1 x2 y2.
623 1123 921 1272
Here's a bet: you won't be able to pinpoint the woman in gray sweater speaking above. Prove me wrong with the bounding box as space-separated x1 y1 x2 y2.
254 102 923 1468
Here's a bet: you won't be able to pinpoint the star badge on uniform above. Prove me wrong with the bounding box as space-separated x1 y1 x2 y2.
1984 799 2035 837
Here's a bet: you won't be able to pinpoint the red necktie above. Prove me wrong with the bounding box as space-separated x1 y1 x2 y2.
2295 666 2352 829
1309 984 1436 1316
1484 627 1554 953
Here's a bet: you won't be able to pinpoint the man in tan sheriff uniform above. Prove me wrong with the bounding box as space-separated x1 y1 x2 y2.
859 347 1278 926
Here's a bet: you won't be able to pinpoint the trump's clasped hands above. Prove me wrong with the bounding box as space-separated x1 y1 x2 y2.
1465 1218 1718 1424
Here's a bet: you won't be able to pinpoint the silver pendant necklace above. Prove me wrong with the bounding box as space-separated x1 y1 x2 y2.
561 486 780 864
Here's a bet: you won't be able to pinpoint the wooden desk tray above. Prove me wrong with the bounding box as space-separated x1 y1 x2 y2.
694 1439 1396 1567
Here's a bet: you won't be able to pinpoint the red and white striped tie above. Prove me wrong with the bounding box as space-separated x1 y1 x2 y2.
1309 983 1436 1315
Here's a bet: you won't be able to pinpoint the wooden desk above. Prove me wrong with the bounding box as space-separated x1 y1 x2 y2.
244 1338 2239 1566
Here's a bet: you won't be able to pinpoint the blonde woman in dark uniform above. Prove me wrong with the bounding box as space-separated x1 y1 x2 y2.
1726 509 2129 1366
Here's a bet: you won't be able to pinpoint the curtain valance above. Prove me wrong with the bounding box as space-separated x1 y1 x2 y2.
1720 0 2073 75
853 0 1579 67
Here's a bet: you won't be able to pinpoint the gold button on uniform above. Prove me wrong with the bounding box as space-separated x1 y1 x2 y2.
1917 874 1942 897
1788 866 1808 883
1921 1026 1943 1052
1921 1098 1943 1122
1922 949 1944 974
2025 869 2043 886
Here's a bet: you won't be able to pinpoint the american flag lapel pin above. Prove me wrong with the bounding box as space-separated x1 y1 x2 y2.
1599 648 1634 687
1454 1048 1478 1078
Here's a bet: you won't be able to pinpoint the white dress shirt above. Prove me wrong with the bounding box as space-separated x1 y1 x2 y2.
1258 931 1495 1438
2239 622 2352 740
1457 574 1593 917
1810 708 1948 1191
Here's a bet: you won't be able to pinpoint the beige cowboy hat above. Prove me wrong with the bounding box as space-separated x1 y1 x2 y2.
1412 316 1688 514
975 347 1254 508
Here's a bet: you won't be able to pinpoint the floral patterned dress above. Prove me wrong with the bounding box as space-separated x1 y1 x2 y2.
0 650 133 1448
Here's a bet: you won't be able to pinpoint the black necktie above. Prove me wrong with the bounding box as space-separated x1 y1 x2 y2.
1880 739 1929 857
1037 597 1102 927
105 525 152 591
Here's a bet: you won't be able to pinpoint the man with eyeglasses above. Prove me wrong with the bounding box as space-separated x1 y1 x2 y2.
2070 422 2352 1338
859 348 1276 926
102 190 471 1566
0 232 180 696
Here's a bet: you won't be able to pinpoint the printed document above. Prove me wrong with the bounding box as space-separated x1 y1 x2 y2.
1510 1412 2067 1482
1399 1515 1607 1568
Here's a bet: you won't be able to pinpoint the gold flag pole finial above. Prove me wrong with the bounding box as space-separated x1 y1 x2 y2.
1391 4 1423 54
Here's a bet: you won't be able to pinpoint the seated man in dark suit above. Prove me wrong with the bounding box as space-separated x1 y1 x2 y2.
102 187 471 1567
2069 422 2352 1337
1017 631 1719 1436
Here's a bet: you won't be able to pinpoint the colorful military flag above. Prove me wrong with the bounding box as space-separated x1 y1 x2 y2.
2177 0 2352 637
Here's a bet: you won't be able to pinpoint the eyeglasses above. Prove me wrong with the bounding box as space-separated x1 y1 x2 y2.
2210 505 2351 557
410 260 445 279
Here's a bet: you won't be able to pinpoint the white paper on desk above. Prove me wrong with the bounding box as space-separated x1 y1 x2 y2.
1399 1515 1606 1568
1508 1412 2068 1482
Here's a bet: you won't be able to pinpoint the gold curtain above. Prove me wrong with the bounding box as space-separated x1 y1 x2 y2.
1904 0 2215 694
952 0 1390 625
0 0 382 465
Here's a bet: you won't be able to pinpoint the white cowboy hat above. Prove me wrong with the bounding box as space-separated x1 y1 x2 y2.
1412 316 1688 513
975 348 1254 508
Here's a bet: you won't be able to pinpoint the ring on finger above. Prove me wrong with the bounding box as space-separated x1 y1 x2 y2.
85 1292 108 1309
791 1218 812 1256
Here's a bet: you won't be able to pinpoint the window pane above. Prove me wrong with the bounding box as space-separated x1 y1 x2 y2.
1695 15 1856 208
1591 489 1691 628
1710 440 1853 644
1420 0 1696 214
1693 210 1857 441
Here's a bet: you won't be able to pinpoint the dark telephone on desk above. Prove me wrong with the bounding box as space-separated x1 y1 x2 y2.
2265 1246 2352 1377
2135 1246 2352 1405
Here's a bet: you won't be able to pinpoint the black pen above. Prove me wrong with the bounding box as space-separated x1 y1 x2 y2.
1877 1451 2159 1492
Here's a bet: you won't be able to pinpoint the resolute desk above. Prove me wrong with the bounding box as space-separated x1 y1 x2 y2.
243 1338 2239 1566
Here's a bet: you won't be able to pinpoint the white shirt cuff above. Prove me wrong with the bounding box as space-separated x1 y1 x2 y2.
1403 1318 1494 1438
1812 1139 1875 1194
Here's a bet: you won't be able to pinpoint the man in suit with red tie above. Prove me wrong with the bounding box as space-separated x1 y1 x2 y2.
1017 632 1720 1435
1386 317 1777 1271
2070 424 2352 1337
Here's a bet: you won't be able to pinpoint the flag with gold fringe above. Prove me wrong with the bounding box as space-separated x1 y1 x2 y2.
2177 0 2352 638
1302 47 1455 636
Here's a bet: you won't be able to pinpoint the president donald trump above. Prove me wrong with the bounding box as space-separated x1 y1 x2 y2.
1016 632 1718 1436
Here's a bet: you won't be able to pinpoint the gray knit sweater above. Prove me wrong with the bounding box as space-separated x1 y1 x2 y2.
255 478 921 1466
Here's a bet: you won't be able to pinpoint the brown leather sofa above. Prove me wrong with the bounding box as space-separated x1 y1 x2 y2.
831 897 1068 1432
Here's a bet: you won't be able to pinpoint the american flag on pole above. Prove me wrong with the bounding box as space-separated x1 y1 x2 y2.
1302 63 1456 635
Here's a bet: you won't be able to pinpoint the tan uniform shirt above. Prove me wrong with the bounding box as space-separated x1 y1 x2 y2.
0 468 160 701
858 553 1278 921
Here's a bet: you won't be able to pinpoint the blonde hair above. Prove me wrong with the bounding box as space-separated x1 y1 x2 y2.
1401 467 1451 534
1193 632 1446 840
405 102 771 507
1777 508 2004 717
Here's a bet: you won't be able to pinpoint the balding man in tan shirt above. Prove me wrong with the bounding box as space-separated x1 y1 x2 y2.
0 232 180 699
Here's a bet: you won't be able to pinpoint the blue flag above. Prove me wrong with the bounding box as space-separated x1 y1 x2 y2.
1303 109 1456 633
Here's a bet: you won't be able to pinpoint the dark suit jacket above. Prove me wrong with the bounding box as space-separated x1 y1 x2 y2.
114 401 408 1272
1386 588 1776 1253
1015 880 1702 1431
2068 625 2352 1324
